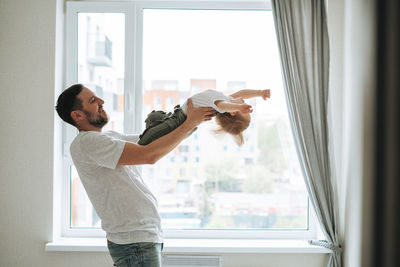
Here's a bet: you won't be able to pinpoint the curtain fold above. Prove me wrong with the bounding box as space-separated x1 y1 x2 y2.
271 1 341 266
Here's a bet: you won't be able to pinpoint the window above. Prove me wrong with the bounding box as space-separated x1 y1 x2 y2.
179 168 186 177
179 145 189 153
64 1 317 240
166 97 175 110
67 12 125 230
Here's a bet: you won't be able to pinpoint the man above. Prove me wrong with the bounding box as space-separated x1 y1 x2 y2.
55 84 215 266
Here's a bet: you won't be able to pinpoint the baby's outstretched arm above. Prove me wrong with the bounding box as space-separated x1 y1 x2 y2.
215 101 253 114
230 89 271 100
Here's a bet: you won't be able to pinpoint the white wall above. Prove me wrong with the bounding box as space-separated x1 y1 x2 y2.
0 0 58 265
342 1 376 266
326 0 345 256
328 0 376 266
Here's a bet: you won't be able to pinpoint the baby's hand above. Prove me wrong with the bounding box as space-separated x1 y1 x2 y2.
239 104 253 114
261 89 271 100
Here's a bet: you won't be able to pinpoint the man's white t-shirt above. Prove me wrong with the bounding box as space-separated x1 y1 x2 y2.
180 89 232 114
70 130 163 244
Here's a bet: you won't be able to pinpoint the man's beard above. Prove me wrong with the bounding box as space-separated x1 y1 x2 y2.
84 110 108 128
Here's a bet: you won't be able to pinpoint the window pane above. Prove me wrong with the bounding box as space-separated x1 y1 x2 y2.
142 9 308 230
71 13 125 228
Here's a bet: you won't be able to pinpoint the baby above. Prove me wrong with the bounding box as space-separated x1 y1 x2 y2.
138 89 271 146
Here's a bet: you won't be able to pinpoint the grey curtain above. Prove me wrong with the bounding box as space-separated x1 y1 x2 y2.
270 1 341 267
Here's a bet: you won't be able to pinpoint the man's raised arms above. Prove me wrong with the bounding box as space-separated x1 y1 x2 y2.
117 99 215 165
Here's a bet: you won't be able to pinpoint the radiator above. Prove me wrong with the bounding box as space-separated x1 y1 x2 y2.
162 255 222 267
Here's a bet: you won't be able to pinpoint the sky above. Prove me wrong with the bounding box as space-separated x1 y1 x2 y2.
143 10 281 83
88 9 288 116
142 9 287 115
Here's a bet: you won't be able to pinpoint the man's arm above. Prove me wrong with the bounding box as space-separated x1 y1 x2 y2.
230 89 271 100
117 99 215 165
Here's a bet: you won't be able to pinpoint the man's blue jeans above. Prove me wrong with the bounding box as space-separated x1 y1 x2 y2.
107 240 163 267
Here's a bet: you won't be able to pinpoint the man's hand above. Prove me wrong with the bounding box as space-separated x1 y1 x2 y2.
118 99 215 166
261 89 271 100
185 99 216 129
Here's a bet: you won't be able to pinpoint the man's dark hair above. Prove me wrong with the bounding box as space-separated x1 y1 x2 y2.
55 84 84 126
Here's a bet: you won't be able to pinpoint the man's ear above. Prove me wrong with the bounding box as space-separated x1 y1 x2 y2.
71 110 85 124
229 112 237 116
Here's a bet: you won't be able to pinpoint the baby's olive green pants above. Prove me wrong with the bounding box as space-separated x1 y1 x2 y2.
138 105 196 145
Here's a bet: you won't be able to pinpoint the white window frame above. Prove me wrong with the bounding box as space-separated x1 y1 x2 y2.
62 0 319 240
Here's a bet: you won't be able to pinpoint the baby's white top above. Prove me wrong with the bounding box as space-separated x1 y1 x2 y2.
180 89 232 114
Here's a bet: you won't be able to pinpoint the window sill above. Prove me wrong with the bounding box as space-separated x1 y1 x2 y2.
45 238 331 254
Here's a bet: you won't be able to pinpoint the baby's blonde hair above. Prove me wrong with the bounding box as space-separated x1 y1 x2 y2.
214 112 250 146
